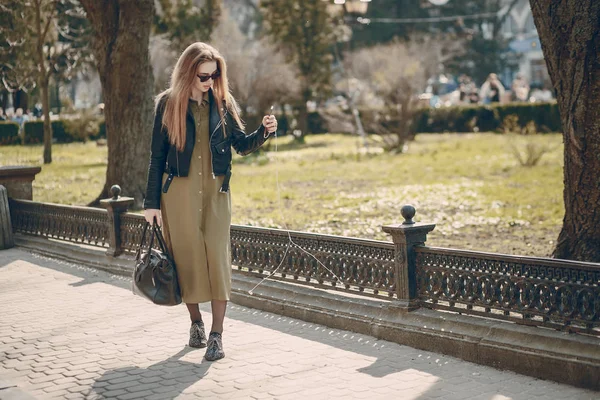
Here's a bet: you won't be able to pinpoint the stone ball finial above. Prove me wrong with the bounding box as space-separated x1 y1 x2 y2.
110 185 121 200
401 204 416 225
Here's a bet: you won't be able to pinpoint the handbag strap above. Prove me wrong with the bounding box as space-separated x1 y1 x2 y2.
135 220 172 262
139 222 150 248
152 223 172 258
135 222 151 260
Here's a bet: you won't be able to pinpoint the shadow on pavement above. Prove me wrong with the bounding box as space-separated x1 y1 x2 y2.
87 347 211 400
2 248 592 400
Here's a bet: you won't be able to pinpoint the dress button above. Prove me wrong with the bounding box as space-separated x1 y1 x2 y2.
198 172 201 176
198 156 201 159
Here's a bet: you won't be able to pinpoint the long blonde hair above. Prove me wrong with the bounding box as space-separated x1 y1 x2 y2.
158 42 245 151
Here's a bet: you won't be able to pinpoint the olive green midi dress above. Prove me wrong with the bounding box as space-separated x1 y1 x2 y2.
160 96 232 303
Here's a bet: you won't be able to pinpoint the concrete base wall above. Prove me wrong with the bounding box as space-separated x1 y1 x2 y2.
13 234 600 390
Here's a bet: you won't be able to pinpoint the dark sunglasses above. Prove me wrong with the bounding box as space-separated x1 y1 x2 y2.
197 70 220 82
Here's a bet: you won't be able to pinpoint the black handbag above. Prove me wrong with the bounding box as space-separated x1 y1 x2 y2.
132 222 182 306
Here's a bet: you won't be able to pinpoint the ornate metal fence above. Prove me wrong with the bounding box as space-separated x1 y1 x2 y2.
415 247 600 335
8 195 600 335
9 199 110 248
230 225 396 298
120 213 147 254
8 197 396 299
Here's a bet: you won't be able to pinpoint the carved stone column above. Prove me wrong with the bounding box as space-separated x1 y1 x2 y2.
382 205 435 311
100 185 134 257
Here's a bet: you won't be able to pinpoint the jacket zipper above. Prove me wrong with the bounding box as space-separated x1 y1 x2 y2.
209 108 228 179
176 150 180 177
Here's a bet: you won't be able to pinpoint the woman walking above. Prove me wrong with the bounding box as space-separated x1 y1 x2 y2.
143 42 277 361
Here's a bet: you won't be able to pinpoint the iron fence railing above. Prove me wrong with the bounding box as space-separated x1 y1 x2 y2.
415 246 600 335
9 199 110 248
8 197 600 335
230 225 396 298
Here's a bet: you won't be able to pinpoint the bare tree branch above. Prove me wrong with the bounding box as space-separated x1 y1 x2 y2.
492 0 520 39
40 7 55 41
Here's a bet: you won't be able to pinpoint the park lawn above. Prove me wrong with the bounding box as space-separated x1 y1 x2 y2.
0 142 107 205
0 133 564 257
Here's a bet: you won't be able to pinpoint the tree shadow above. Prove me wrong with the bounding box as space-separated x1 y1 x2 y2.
87 347 211 400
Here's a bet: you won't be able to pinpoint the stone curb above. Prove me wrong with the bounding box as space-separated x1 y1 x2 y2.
12 233 600 390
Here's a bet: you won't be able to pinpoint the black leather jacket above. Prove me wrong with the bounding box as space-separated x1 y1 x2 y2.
144 90 271 209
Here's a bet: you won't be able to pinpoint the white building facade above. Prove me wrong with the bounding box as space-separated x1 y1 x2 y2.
500 0 549 87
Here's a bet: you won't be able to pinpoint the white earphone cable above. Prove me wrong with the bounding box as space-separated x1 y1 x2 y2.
247 118 344 295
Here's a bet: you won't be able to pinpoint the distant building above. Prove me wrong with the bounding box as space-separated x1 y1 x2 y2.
499 0 549 88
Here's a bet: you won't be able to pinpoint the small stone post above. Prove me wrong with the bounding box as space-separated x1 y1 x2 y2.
100 185 134 257
0 166 42 200
382 205 435 311
0 185 15 250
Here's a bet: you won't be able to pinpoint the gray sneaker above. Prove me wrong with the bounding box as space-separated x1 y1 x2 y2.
204 332 225 361
189 321 207 348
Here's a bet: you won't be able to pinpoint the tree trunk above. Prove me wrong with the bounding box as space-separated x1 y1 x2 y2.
297 104 307 142
394 98 412 154
33 0 52 163
530 1 600 262
295 87 310 142
80 0 155 208
41 78 52 163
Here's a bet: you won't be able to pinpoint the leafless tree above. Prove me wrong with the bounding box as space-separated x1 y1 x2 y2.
0 0 91 163
346 35 464 152
149 34 176 94
211 14 300 127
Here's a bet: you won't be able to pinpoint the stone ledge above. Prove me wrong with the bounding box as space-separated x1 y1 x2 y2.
0 166 42 201
12 233 600 390
0 166 42 178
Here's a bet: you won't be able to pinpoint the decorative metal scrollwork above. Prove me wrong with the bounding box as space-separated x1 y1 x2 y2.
10 200 110 247
230 225 396 298
416 247 600 334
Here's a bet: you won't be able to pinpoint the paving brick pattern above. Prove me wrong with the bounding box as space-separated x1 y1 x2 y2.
0 248 597 400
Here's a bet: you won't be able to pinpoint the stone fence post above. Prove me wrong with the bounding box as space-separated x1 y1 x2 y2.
382 205 435 311
0 166 42 200
100 185 134 257
0 185 14 250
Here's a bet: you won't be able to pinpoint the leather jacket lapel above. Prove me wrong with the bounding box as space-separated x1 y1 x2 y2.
208 89 222 139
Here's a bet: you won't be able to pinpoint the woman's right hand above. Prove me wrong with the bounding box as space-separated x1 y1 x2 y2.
144 209 162 227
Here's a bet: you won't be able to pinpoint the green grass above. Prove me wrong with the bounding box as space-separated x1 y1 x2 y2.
0 142 107 205
0 133 564 256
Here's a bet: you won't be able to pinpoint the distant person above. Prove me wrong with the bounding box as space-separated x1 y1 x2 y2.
529 84 554 103
480 73 505 104
0 107 6 121
511 73 530 102
12 108 29 133
429 83 441 108
143 42 277 362
32 103 43 118
459 74 478 104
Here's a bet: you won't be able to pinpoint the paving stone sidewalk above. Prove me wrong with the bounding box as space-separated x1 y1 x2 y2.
0 248 597 400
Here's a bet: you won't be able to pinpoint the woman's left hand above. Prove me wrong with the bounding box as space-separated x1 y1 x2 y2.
262 115 277 134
